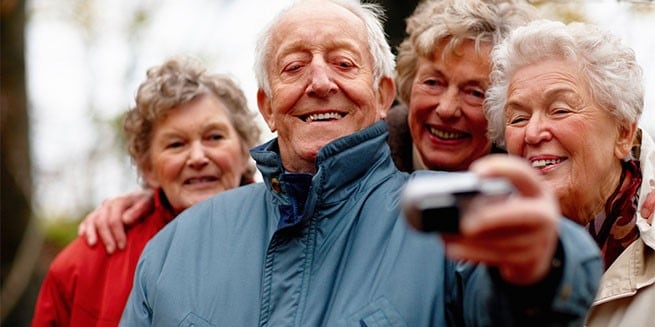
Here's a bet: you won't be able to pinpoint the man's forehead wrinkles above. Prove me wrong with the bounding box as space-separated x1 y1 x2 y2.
272 39 365 70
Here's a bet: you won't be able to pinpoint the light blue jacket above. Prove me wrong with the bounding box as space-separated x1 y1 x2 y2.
121 121 602 326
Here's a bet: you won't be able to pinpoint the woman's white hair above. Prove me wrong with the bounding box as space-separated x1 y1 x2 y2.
253 0 395 97
485 19 643 148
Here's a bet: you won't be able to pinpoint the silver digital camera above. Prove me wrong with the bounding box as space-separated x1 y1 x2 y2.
401 172 514 233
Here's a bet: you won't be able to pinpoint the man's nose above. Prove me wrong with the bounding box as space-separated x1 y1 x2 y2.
306 61 337 98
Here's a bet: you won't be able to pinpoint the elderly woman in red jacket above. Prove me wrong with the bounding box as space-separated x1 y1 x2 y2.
32 56 261 326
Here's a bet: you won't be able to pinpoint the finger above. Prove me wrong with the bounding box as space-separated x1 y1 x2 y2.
444 229 549 264
641 189 655 219
78 218 86 236
460 196 557 237
103 196 133 251
122 192 155 225
444 241 532 266
96 203 118 254
109 213 128 251
444 236 555 284
470 154 545 198
78 213 98 246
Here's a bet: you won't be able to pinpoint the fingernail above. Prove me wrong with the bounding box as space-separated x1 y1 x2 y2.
107 245 114 254
118 241 125 250
643 208 653 218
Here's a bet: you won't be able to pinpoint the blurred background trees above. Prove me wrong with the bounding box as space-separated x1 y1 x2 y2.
2 0 40 324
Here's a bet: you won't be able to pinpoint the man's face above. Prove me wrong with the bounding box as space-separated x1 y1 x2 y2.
258 2 394 173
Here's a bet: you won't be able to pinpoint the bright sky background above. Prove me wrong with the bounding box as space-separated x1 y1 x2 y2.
26 0 654 219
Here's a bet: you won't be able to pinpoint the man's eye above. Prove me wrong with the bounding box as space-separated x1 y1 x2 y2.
283 63 302 73
338 61 353 68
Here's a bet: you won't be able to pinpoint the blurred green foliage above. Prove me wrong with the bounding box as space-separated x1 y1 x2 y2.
39 215 85 250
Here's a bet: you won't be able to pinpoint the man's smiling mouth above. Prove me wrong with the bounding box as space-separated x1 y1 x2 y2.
303 112 344 122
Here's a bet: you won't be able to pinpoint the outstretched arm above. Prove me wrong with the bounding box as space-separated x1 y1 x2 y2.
78 189 155 253
442 154 560 285
442 155 602 325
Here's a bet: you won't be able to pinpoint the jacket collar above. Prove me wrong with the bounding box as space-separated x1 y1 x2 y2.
250 121 395 227
594 238 655 304
251 120 391 193
154 188 177 224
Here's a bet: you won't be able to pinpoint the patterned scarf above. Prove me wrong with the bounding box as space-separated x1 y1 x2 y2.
587 160 642 270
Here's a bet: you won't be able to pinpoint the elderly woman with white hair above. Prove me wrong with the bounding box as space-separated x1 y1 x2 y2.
485 19 655 326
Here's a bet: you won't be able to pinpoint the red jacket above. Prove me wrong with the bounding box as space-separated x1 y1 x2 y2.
32 190 175 326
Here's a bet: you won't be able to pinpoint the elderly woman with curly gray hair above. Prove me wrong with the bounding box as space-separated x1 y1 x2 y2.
485 19 655 326
32 57 261 326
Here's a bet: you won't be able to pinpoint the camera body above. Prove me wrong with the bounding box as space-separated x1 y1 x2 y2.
401 172 514 233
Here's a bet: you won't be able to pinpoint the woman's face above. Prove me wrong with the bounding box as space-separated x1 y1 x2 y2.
144 95 249 213
408 40 492 171
503 60 634 223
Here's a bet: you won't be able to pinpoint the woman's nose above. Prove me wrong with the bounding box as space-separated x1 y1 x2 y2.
434 88 462 119
187 142 209 167
524 115 551 144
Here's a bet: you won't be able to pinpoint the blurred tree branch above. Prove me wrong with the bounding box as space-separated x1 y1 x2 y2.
2 0 44 324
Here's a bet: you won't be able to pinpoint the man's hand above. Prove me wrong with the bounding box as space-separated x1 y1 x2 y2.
441 155 560 285
78 189 155 253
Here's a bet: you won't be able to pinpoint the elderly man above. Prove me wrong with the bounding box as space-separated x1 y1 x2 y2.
120 1 601 325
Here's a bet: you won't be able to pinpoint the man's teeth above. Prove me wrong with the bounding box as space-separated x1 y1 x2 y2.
531 159 562 169
429 127 466 140
305 112 343 122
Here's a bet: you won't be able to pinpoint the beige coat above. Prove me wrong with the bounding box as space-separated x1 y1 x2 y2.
586 130 655 327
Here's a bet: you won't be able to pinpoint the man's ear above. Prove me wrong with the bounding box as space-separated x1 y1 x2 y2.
376 76 396 120
257 89 276 132
615 121 638 159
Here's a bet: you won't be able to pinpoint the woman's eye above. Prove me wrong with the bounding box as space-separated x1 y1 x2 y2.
552 107 571 115
463 87 485 105
469 88 485 99
166 141 183 149
507 112 528 125
423 78 439 86
209 133 224 141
